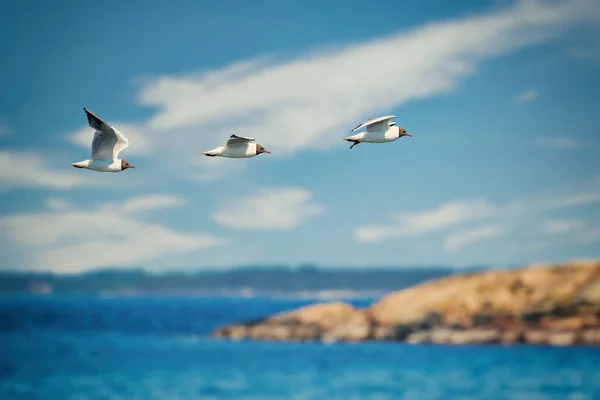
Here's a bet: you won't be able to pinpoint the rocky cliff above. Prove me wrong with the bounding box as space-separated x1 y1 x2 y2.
213 260 600 345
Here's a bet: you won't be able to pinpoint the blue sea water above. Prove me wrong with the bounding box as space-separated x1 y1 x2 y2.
0 296 599 400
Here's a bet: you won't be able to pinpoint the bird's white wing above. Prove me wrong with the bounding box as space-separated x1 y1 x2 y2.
111 128 130 159
226 134 255 148
351 115 396 132
85 108 129 161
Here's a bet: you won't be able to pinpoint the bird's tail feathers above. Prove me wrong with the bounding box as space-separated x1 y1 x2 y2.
203 148 221 157
70 161 87 169
342 132 364 141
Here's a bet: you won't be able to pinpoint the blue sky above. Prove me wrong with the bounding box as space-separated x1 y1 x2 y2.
1 0 599 273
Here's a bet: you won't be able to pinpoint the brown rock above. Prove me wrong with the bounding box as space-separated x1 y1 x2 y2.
430 328 455 344
406 331 432 344
292 324 321 341
322 322 371 343
576 275 600 304
248 324 275 340
328 324 372 343
524 330 550 344
267 325 293 341
368 261 600 328
371 325 397 341
270 301 362 331
227 325 248 340
501 330 524 344
581 329 600 345
539 316 586 330
272 301 371 342
548 331 579 346
449 329 501 344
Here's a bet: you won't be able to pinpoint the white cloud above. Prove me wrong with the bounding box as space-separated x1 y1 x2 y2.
354 199 495 243
354 177 600 250
212 187 324 230
63 0 600 181
443 224 505 252
0 151 90 190
0 194 226 273
515 88 539 103
45 198 71 211
118 194 184 213
185 155 247 183
544 136 584 149
540 219 585 234
532 224 600 251
546 191 600 208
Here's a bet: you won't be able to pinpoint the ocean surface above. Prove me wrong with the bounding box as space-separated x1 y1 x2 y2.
0 295 599 400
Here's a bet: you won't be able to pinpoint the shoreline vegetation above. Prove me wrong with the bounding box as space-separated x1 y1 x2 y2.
213 260 600 346
0 266 469 295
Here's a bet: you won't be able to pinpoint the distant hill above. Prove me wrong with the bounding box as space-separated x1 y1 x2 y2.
0 265 487 296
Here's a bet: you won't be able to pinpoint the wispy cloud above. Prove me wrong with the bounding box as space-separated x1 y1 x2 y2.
544 136 584 149
0 194 226 273
540 219 585 234
45 198 71 211
118 194 185 213
354 176 600 250
443 224 505 252
355 199 495 243
533 219 600 251
515 88 539 104
212 187 324 230
63 0 600 181
0 151 90 190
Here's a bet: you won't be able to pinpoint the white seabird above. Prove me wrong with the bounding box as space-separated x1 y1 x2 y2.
203 135 271 158
70 108 135 172
342 115 412 149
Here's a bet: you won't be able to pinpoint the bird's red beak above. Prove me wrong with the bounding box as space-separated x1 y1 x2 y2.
264 149 271 154
130 165 136 169
406 133 413 137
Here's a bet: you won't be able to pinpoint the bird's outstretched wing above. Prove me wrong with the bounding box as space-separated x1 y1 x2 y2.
351 115 396 132
84 108 129 161
226 134 255 148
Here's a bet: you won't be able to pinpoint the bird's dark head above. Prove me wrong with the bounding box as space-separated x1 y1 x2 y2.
121 159 136 170
398 127 413 138
256 144 271 155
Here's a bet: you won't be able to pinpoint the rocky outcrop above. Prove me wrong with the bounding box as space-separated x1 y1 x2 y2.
212 260 600 346
213 302 372 343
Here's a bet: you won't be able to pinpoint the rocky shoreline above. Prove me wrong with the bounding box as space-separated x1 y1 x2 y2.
213 261 600 346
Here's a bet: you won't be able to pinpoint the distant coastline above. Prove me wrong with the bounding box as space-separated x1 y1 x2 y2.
0 265 480 296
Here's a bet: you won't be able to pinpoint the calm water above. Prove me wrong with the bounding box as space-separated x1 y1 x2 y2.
0 296 599 400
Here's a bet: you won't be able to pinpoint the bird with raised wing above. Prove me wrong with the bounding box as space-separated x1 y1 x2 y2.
70 108 135 172
342 115 412 149
203 135 271 158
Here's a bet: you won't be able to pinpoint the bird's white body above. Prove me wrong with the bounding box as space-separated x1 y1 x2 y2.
204 135 270 158
204 143 260 158
70 108 134 172
343 115 412 149
344 125 403 143
70 158 123 172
